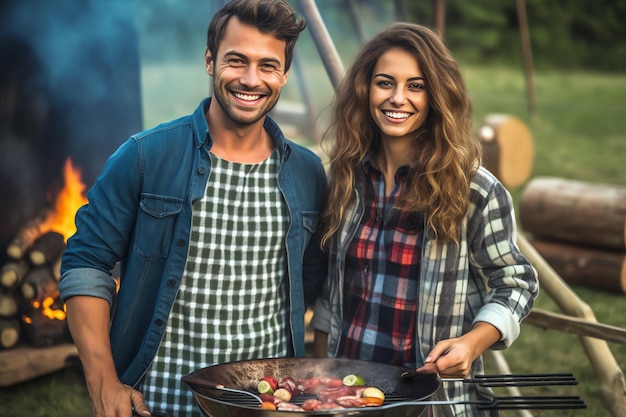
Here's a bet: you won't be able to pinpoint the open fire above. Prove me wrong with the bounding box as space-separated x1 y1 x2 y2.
39 158 88 243
0 158 87 349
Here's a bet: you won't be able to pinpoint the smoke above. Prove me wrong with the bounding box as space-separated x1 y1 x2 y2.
0 0 142 259
0 0 142 187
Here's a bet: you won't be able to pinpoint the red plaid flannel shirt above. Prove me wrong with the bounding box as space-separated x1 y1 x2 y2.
338 159 423 367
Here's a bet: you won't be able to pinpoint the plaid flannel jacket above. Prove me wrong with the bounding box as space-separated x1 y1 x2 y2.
311 166 539 417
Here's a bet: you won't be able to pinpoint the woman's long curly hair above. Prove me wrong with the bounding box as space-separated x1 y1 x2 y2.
320 22 482 247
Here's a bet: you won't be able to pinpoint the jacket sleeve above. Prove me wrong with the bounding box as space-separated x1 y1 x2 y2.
58 137 141 304
467 168 539 349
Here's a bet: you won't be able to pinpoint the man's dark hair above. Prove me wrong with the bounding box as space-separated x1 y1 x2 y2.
207 0 306 72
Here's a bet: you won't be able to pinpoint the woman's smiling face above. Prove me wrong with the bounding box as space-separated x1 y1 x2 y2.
369 47 430 142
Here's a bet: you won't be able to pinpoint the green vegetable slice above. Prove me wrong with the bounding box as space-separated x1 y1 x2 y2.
257 380 274 394
342 374 365 387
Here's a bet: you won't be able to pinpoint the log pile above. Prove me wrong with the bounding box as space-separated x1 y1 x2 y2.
519 177 626 294
0 220 70 350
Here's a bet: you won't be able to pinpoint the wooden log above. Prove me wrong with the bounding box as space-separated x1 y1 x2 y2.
21 267 57 302
477 114 534 190
5 209 51 260
530 238 626 294
1 260 29 290
0 293 18 318
51 255 62 282
0 343 78 387
0 318 20 349
22 309 70 347
520 177 626 250
28 231 65 266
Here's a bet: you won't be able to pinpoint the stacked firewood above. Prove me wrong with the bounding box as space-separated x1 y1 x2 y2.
0 212 70 349
520 177 626 294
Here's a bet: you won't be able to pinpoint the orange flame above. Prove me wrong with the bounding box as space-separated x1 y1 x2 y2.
24 295 67 323
39 158 88 242
37 296 67 320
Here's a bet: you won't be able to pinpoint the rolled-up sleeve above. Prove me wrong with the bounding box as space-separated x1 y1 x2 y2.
58 267 117 305
310 294 332 333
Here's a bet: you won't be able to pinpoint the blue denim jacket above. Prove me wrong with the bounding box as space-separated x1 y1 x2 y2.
59 98 328 386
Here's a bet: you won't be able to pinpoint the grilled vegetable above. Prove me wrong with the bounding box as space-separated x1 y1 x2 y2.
342 374 365 387
273 387 292 402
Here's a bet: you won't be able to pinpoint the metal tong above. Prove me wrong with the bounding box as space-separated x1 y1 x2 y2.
400 371 579 387
399 372 585 409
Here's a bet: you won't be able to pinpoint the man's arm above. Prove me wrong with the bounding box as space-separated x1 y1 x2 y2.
65 296 150 417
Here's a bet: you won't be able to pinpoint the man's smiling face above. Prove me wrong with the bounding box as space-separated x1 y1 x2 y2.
206 16 289 127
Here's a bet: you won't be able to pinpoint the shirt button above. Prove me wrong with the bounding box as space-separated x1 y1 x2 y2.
198 167 206 175
155 319 163 326
177 239 185 246
167 279 176 287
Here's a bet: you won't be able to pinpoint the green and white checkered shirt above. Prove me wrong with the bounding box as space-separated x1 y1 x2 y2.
141 150 289 416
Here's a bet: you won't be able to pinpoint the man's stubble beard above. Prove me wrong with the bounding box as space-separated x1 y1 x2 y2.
212 80 282 127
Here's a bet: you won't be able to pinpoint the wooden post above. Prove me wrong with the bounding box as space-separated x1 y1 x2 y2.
393 0 407 22
432 0 446 37
518 235 626 416
292 50 323 144
297 0 345 90
515 0 537 118
345 0 366 44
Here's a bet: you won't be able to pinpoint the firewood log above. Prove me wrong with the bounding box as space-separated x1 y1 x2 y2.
5 209 51 260
0 293 18 318
477 114 534 190
20 267 57 302
520 177 626 250
529 238 626 294
51 256 62 282
0 260 29 290
22 308 70 347
0 318 20 349
28 231 65 266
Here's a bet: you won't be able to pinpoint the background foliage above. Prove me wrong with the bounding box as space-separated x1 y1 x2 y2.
408 0 626 71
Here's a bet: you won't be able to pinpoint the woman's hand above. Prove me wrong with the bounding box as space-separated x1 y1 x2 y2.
416 322 501 378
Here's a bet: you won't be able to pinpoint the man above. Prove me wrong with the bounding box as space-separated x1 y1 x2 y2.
58 1 328 416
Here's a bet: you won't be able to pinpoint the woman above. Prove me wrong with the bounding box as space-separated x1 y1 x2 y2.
311 22 539 416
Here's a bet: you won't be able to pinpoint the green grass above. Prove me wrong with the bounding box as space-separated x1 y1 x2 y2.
2 64 624 417
0 365 90 417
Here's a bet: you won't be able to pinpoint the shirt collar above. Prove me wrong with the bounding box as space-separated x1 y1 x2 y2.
194 97 291 161
361 154 410 181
